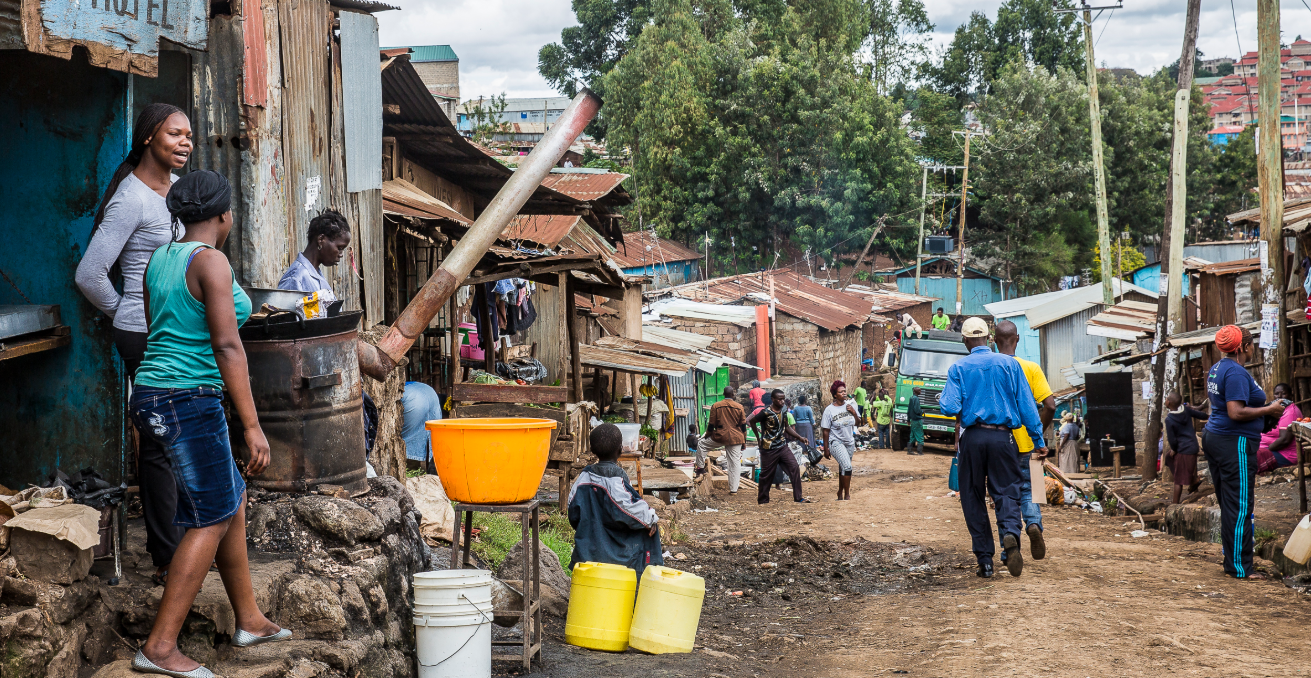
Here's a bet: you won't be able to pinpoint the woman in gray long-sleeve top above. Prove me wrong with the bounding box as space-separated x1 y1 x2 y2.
74 103 192 584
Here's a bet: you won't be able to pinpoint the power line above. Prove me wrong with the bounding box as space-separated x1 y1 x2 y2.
1096 8 1115 47
1229 0 1244 57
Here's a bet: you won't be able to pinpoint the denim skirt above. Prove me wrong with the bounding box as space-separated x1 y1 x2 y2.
129 385 246 528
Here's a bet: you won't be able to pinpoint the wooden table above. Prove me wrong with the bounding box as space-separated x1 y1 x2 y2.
450 500 542 671
1290 423 1310 513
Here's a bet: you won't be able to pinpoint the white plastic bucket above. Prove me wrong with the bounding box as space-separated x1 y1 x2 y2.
615 423 642 452
414 570 493 606
413 570 495 678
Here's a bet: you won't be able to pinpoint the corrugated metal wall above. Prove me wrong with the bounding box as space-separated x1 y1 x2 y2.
896 276 1002 316
1042 306 1110 391
1185 242 1259 264
670 370 696 452
338 11 382 193
0 51 129 488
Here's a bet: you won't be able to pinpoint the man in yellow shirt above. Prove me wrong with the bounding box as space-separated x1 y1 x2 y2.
994 320 1056 561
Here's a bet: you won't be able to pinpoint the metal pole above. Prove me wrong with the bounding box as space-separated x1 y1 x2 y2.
1258 0 1288 389
1083 9 1114 307
915 165 927 296
956 136 971 316
1143 0 1201 481
364 90 604 378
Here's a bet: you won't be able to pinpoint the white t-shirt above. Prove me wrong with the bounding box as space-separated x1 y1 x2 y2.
822 402 860 447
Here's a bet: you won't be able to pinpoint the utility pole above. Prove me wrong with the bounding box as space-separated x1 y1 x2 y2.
915 165 928 296
1258 0 1288 388
950 133 982 315
1058 1 1119 306
1143 0 1200 481
844 216 889 291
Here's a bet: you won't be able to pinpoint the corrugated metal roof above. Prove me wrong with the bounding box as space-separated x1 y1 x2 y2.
386 45 457 62
1227 198 1311 224
657 270 874 331
579 345 690 377
381 179 471 224
1198 257 1260 275
828 284 937 314
539 172 631 204
642 325 714 351
1085 300 1158 341
613 231 702 268
984 287 1083 318
1026 279 1157 329
1166 320 1261 347
329 0 399 12
647 299 758 326
502 215 581 248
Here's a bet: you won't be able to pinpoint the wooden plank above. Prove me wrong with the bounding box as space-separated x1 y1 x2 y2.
449 383 567 404
0 333 71 362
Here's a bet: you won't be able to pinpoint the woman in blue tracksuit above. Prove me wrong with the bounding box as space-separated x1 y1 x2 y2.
1202 325 1285 578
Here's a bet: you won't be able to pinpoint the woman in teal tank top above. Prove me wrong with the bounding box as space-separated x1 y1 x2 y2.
129 171 289 678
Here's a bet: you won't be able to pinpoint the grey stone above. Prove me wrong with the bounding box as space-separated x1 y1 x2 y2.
277 576 347 639
497 578 569 620
497 539 571 604
293 496 384 545
80 599 121 665
364 584 389 622
340 580 369 622
10 528 93 584
247 503 276 540
47 622 87 678
366 475 414 514
1 575 39 606
89 660 137 678
490 578 524 627
370 498 403 534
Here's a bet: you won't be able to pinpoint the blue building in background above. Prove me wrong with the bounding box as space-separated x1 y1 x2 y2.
890 258 1008 316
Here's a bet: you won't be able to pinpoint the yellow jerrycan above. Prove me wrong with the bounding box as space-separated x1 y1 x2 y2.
564 562 637 651
628 565 706 654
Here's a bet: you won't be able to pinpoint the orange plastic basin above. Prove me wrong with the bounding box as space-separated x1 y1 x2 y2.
425 418 558 504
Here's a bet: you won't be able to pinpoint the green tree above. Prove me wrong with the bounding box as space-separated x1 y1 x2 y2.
1091 240 1147 282
1196 125 1258 240
465 94 511 146
865 0 934 94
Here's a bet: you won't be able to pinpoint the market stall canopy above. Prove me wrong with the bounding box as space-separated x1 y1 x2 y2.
1165 321 1261 348
1227 198 1311 233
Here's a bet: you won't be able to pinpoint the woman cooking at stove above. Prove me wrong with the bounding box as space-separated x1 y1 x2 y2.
75 103 191 587
275 214 444 470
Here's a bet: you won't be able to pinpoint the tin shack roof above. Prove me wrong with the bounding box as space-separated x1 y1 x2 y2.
502 215 581 248
840 284 937 315
1085 300 1158 341
657 270 878 332
539 170 632 206
379 53 587 219
382 179 471 225
612 231 703 269
1197 257 1260 275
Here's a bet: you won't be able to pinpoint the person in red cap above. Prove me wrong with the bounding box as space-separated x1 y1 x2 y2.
1202 324 1286 578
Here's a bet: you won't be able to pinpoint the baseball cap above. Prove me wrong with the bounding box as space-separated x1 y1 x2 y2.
961 317 989 338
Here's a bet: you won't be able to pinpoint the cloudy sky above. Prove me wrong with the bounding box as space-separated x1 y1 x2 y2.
378 0 1311 101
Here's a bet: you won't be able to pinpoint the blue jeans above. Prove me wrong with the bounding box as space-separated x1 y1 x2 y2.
995 452 1043 562
130 386 246 529
877 424 890 448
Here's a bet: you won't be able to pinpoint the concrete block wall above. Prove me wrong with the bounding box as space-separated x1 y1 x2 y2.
773 313 818 378
818 326 863 402
664 318 757 385
413 61 460 98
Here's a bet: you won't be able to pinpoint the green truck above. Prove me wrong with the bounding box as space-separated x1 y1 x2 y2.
890 332 971 451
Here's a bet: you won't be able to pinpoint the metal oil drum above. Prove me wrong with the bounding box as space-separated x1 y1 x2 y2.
231 310 368 495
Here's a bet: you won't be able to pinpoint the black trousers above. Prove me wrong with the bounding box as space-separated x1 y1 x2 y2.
758 445 803 504
116 328 185 569
958 426 1023 561
1203 432 1258 577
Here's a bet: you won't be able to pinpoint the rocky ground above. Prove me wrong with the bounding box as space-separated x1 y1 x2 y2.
0 476 432 678
495 445 1311 677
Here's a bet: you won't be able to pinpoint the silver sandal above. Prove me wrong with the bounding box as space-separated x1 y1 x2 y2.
132 650 214 678
231 627 292 647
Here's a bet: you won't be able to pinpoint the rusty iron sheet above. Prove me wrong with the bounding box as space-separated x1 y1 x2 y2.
383 179 471 224
610 230 701 269
241 0 268 106
502 214 582 247
1197 257 1260 275
20 0 208 75
540 172 630 203
660 269 872 332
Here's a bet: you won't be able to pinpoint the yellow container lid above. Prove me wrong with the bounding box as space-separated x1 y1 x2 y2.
640 565 706 595
571 562 637 591
426 417 558 430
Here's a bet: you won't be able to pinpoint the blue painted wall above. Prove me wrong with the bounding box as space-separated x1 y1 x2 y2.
1007 314 1043 365
0 51 129 488
896 276 1004 316
1132 263 1190 298
622 260 697 289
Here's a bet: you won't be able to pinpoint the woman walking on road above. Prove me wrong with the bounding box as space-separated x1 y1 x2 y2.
821 381 861 501
1201 325 1285 579
130 171 288 677
1057 412 1081 473
76 103 192 586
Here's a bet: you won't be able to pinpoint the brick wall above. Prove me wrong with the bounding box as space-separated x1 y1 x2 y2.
817 326 863 401
773 313 818 378
413 62 460 98
664 318 757 385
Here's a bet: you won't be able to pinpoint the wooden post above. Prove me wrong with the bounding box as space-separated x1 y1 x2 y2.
447 292 460 387
1258 0 1289 389
915 166 927 295
566 277 582 403
1143 0 1202 481
1299 438 1307 514
955 132 971 315
1081 8 1114 310
842 216 888 291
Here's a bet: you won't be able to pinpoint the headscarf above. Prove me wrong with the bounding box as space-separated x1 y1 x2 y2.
1215 324 1245 354
1061 412 1075 424
830 380 845 397
166 170 232 229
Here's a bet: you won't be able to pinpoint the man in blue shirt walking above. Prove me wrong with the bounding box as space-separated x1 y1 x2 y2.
939 318 1047 578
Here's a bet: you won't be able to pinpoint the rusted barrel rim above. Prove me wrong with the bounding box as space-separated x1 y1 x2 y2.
425 417 559 431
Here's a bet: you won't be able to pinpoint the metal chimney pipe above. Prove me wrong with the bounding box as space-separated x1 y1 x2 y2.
357 89 602 379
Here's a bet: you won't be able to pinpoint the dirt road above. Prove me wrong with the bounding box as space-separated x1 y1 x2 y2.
514 446 1311 677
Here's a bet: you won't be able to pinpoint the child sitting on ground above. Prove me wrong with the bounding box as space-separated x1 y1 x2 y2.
567 423 664 579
